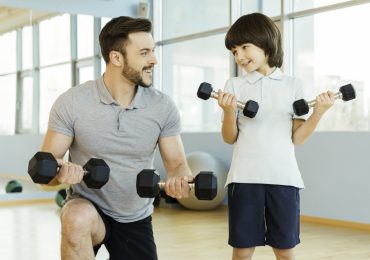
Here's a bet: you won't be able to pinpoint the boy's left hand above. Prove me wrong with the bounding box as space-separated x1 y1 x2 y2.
164 175 194 199
313 91 335 116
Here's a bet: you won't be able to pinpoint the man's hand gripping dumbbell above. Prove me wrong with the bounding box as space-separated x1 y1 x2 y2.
136 169 217 200
28 151 110 189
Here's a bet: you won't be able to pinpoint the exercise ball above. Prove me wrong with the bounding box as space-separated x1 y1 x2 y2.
178 151 227 210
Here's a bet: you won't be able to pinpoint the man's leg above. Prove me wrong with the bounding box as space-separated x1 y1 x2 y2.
60 198 106 260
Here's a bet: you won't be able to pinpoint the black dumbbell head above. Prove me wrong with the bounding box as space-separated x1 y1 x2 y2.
293 99 309 116
136 169 160 198
339 84 356 101
243 100 259 118
197 82 213 100
28 152 58 184
194 171 217 200
83 159 110 189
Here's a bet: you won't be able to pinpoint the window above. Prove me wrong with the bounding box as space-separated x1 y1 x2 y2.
20 76 34 131
162 0 229 39
293 0 350 11
22 26 33 70
39 14 70 66
39 64 71 133
77 15 94 59
0 75 16 134
0 31 16 74
241 0 281 17
78 66 94 84
162 34 230 131
293 4 370 130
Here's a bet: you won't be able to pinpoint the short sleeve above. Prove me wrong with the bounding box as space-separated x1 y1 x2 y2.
159 97 181 138
293 79 314 121
48 91 75 136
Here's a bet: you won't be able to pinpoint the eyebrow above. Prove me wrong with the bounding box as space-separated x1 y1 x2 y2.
138 47 155 52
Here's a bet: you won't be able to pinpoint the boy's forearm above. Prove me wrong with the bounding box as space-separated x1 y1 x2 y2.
292 112 324 145
222 112 238 144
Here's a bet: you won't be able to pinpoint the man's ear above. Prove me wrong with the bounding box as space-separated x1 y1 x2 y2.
109 51 124 67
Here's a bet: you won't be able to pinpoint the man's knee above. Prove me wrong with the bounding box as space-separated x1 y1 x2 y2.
60 199 98 241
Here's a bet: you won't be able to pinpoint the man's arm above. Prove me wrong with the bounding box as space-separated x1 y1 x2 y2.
41 129 83 186
158 135 193 199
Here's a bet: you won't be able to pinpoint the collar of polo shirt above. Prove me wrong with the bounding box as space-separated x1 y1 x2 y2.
96 76 147 109
243 67 283 84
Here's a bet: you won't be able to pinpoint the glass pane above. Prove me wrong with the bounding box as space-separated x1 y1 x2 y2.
39 14 70 66
162 0 229 39
101 17 111 29
0 74 16 134
77 15 94 59
21 76 33 130
0 31 16 74
293 4 370 131
242 0 281 17
22 26 33 70
101 58 106 73
162 34 230 131
39 64 71 133
79 66 94 84
294 0 349 11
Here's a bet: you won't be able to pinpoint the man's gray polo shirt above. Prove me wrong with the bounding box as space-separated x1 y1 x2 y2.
48 76 181 222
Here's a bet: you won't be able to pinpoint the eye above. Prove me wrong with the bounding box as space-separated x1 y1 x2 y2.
141 51 148 56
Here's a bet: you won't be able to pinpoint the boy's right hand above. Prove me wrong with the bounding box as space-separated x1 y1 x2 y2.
55 159 85 185
217 89 237 114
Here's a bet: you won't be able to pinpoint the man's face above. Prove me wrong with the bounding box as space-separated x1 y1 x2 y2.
121 32 157 87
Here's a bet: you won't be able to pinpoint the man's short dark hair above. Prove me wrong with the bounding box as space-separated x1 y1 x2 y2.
99 16 152 63
225 13 283 68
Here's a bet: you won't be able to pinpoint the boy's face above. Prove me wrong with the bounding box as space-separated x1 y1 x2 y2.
231 43 270 75
120 32 157 87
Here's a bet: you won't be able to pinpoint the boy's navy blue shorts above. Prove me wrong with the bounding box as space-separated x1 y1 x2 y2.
228 183 300 249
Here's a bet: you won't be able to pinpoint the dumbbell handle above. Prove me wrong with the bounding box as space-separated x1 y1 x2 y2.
57 164 89 175
209 90 246 110
307 91 342 108
158 182 195 190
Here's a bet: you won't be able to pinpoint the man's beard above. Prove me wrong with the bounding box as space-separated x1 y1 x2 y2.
121 61 152 88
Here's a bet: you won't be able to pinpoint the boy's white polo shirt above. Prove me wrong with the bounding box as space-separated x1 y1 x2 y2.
223 68 311 189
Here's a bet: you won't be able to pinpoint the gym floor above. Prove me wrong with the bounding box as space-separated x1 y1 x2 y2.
0 201 370 260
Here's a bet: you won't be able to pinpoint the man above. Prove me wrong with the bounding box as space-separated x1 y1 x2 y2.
42 16 193 260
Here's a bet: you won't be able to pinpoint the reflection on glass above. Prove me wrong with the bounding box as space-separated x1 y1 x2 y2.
22 26 33 70
162 0 229 39
293 0 349 11
0 75 16 134
21 76 34 130
77 15 94 59
79 66 94 84
241 0 281 17
293 4 370 130
0 31 16 74
162 34 229 131
40 64 71 133
39 14 70 66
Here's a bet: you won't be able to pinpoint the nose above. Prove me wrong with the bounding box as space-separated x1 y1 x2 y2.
150 53 157 65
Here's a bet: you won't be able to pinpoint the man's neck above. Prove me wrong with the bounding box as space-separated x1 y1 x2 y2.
103 71 137 108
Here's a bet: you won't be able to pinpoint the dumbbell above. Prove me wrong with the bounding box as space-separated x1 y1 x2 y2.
5 180 23 193
55 188 67 208
28 152 110 189
293 84 356 116
136 169 217 200
197 82 259 118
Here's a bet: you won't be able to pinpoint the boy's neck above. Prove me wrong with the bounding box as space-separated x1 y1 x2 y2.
257 65 276 76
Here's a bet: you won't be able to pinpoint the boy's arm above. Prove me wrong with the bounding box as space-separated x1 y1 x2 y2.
222 111 238 144
292 91 335 145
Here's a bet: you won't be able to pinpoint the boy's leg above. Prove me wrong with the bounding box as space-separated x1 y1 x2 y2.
232 247 255 260
60 198 107 260
272 248 295 260
228 183 266 259
265 185 300 260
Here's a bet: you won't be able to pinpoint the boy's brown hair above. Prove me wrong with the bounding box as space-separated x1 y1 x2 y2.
99 16 152 63
225 13 283 68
